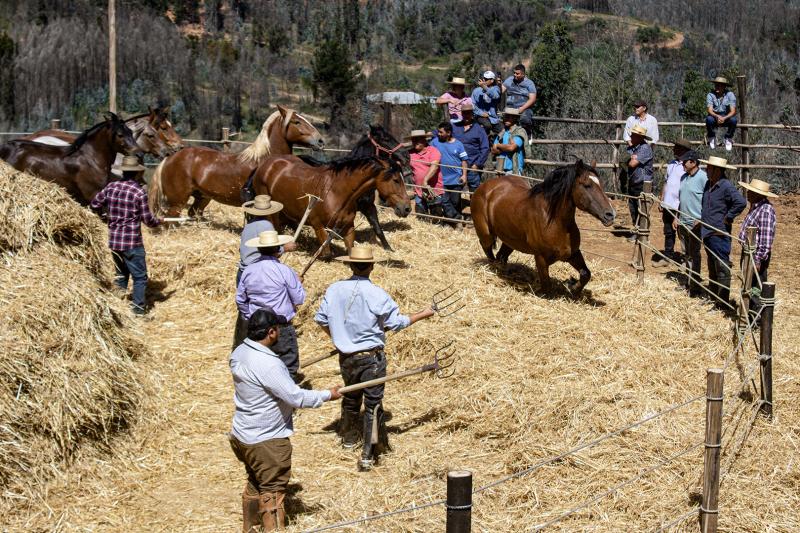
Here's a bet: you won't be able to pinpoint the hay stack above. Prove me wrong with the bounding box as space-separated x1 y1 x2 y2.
0 164 148 503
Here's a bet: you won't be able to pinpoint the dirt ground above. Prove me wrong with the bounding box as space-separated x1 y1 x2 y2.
4 193 799 532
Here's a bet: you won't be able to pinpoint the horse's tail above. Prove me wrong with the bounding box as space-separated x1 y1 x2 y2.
240 166 258 204
148 159 169 217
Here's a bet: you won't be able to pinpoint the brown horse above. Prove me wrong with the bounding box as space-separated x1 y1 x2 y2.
471 160 616 293
148 105 323 218
0 113 140 205
23 106 183 158
251 156 411 252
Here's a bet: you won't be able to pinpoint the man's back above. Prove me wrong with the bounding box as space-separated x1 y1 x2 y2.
91 179 158 250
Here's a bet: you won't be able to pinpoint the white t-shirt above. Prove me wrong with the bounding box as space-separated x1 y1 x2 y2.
661 160 683 210
623 113 659 144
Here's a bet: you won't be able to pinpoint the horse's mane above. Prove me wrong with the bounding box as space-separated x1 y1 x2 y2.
66 120 111 155
238 110 281 164
529 161 591 223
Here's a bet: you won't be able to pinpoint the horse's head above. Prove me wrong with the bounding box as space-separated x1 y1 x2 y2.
278 105 324 150
572 159 616 226
134 107 176 158
152 106 184 155
106 112 140 156
375 161 412 218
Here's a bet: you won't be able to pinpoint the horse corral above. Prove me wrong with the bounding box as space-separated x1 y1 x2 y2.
1 159 798 531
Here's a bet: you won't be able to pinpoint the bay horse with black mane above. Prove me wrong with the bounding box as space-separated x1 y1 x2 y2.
0 113 139 205
471 160 616 294
250 155 411 254
148 105 322 218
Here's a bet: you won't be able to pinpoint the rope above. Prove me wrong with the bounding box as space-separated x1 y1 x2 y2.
720 400 763 484
529 442 704 531
582 249 635 266
721 304 766 372
652 507 699 532
645 193 745 244
375 204 470 225
473 393 704 495
301 498 446 532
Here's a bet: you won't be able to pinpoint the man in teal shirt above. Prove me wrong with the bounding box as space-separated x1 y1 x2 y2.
491 108 528 174
672 150 707 297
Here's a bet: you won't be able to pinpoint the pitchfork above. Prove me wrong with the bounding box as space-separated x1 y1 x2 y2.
431 284 465 318
337 342 457 394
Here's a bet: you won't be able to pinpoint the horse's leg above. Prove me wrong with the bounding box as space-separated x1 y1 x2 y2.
497 243 514 265
188 191 212 219
343 226 356 253
534 254 552 293
566 250 591 295
359 197 392 251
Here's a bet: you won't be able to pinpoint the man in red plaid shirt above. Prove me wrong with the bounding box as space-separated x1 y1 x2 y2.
737 178 777 322
90 156 162 315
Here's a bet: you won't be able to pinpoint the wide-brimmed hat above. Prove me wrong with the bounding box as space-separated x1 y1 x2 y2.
335 245 381 263
242 194 284 216
629 124 652 140
450 77 466 85
245 230 294 248
710 76 731 86
404 129 433 141
113 155 145 172
738 179 778 198
672 138 693 150
502 107 522 117
700 155 737 170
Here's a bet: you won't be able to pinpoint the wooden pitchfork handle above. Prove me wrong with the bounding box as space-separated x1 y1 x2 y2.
292 194 321 241
300 348 338 369
299 227 342 278
338 363 437 394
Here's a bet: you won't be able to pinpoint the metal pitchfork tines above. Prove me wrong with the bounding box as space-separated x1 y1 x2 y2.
431 284 465 318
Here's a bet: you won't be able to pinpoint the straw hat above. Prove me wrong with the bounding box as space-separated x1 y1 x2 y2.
738 179 778 198
629 124 652 140
242 194 284 216
450 77 466 86
404 129 433 141
335 245 381 263
503 108 522 117
113 155 145 172
244 230 294 248
700 155 737 170
710 76 731 85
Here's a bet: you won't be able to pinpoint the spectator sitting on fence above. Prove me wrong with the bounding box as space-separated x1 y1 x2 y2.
472 70 503 138
430 121 468 226
699 156 747 308
624 124 654 239
623 99 659 146
453 102 490 193
436 76 471 123
706 76 737 151
491 107 528 175
502 64 537 141
737 178 777 323
653 138 692 266
673 150 707 297
406 129 443 217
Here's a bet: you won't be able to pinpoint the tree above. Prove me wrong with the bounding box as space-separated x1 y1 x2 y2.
531 21 574 121
310 38 363 128
679 70 708 121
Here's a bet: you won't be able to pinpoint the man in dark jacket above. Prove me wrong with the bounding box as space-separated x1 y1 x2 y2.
453 101 489 192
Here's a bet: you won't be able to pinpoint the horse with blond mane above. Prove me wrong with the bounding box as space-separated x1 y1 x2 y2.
148 105 323 218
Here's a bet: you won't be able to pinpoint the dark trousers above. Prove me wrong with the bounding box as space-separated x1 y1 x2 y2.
112 246 148 313
440 184 463 222
340 351 388 460
679 224 703 295
233 316 299 378
476 116 503 139
706 115 738 140
741 252 770 321
229 435 292 493
466 170 482 192
662 208 677 255
627 180 644 227
705 234 733 303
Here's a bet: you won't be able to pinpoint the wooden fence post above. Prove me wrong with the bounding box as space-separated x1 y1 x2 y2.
736 75 750 183
383 102 392 135
50 119 61 130
446 470 472 533
758 282 775 419
611 101 622 192
632 181 652 282
221 127 230 152
701 368 724 533
738 227 757 332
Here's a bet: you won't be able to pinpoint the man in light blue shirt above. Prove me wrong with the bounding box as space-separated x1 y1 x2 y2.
705 76 737 151
315 245 433 471
229 308 341 531
472 70 502 137
502 63 537 136
673 150 708 297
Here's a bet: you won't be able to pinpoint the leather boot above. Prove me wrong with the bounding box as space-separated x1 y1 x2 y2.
358 405 383 471
259 491 286 531
242 484 261 533
374 405 391 456
339 407 361 449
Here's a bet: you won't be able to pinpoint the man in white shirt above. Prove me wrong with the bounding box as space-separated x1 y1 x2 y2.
229 308 341 531
653 138 692 266
623 99 659 145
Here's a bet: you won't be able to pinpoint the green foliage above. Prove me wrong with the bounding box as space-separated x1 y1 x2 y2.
311 38 363 125
409 102 441 131
679 70 709 121
531 21 574 119
635 25 674 44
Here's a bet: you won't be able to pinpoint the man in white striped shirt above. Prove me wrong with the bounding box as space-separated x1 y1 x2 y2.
229 308 341 532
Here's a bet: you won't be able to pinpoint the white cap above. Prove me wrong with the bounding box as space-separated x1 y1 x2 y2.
482 70 496 80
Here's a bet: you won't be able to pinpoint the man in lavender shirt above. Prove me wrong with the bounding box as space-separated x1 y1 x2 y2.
236 230 305 380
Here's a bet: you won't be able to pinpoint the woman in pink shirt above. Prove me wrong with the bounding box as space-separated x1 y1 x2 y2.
406 129 442 214
436 77 470 122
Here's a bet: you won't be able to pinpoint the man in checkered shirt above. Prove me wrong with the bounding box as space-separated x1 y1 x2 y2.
737 178 777 322
90 156 161 315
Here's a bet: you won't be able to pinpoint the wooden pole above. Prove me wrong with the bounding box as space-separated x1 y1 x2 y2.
632 181 652 282
108 0 117 113
611 101 622 192
701 368 724 533
736 75 750 183
738 227 757 332
758 282 775 419
222 127 230 152
446 470 472 533
382 102 392 135
50 119 61 130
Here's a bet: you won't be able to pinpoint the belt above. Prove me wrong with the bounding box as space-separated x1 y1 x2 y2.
342 347 383 358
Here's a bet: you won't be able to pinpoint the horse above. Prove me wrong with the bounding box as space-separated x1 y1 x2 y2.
250 155 411 253
471 160 616 294
23 106 183 159
0 113 140 205
148 105 323 218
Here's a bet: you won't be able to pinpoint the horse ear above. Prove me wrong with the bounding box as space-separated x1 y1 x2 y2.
590 159 597 169
276 104 288 117
148 106 156 119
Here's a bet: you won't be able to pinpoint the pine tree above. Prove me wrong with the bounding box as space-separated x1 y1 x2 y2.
310 38 363 127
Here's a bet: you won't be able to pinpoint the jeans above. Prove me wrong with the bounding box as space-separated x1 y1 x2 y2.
705 234 733 303
466 170 482 192
476 116 502 138
414 194 442 217
661 208 677 255
705 115 738 140
440 183 463 222
627 180 644 227
339 350 389 461
112 246 148 313
678 224 703 295
520 108 534 133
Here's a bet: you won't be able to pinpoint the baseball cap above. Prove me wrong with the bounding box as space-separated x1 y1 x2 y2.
482 70 496 80
679 150 700 162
